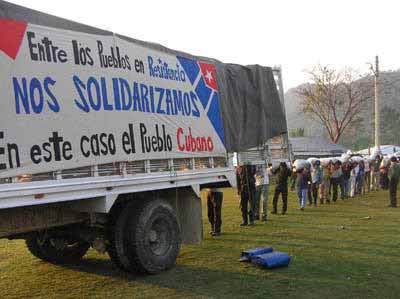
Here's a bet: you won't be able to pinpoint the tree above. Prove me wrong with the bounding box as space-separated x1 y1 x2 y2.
296 65 372 143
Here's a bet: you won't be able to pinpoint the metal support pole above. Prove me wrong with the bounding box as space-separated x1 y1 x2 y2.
374 56 380 152
273 66 292 162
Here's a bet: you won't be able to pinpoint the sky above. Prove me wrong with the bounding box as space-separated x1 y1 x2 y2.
6 0 400 90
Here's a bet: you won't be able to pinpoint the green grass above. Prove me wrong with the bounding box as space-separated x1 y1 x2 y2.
0 187 399 299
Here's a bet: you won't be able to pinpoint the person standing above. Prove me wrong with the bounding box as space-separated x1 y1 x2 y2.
237 164 256 226
388 157 400 208
330 161 343 203
338 161 345 200
364 158 371 193
206 188 223 236
308 161 322 206
253 166 262 220
320 161 332 204
292 166 311 210
350 161 359 197
380 161 390 190
272 162 292 215
357 161 365 195
342 162 351 199
254 164 271 221
371 156 381 191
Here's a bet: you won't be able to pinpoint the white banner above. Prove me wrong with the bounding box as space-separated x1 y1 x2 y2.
0 19 226 178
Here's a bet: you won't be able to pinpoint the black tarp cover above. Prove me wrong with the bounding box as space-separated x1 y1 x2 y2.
0 0 287 152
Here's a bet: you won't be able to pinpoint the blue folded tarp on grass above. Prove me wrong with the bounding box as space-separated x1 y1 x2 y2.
239 247 273 262
251 251 291 269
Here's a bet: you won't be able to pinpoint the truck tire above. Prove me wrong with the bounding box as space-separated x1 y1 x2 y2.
26 232 90 264
106 201 126 270
108 199 181 274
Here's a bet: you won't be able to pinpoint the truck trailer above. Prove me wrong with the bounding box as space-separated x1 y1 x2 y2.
0 1 288 274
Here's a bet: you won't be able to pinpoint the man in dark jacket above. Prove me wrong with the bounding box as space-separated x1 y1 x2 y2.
272 162 292 215
237 164 256 226
207 188 223 236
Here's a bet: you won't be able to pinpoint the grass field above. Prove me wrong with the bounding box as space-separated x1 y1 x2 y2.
0 187 399 299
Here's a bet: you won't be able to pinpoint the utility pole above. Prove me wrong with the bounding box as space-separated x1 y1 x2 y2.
371 56 380 152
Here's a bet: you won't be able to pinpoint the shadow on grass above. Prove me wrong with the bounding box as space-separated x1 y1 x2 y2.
57 255 390 299
61 258 294 298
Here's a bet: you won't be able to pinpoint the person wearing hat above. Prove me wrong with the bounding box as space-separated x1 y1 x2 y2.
388 156 400 208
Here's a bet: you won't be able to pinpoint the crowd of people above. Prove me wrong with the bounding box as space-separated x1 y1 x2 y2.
206 153 400 236
289 155 400 211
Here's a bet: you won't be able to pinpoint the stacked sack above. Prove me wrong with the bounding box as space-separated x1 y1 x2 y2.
293 159 311 172
340 153 351 163
320 158 332 167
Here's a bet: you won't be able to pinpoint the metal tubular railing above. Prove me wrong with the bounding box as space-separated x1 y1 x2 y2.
0 156 229 185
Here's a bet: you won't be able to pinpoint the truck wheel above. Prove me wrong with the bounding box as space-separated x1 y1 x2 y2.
106 201 126 270
108 199 181 274
26 232 90 264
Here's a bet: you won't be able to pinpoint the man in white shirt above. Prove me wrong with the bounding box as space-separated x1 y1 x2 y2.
254 164 271 221
350 162 359 197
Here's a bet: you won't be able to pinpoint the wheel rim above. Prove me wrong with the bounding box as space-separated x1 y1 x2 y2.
49 238 83 251
49 238 68 250
146 217 172 256
37 234 84 252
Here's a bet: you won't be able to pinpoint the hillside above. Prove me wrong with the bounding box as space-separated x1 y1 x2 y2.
284 71 400 149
